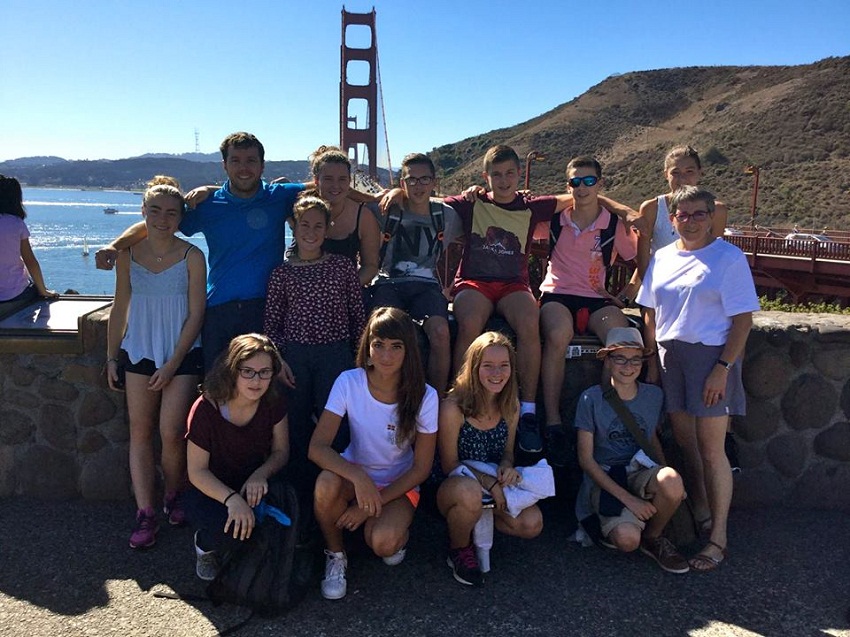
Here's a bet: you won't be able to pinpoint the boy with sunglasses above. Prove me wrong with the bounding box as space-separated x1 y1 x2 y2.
574 327 689 573
370 153 459 393
539 157 638 465
441 147 640 457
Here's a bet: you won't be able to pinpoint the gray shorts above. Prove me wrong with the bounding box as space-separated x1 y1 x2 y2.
657 340 747 417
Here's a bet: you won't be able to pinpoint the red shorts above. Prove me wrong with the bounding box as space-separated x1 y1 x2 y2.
453 279 532 305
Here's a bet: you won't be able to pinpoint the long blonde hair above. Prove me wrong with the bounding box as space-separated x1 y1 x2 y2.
447 332 518 423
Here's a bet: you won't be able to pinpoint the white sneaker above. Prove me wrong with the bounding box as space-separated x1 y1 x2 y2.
382 546 407 566
194 531 219 581
321 550 348 600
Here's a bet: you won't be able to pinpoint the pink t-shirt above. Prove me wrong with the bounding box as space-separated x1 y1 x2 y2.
0 215 31 301
539 207 637 298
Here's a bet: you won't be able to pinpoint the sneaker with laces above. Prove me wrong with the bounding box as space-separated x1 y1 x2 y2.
163 491 187 526
321 550 348 600
446 545 483 586
544 424 570 467
640 536 690 574
382 546 407 566
129 507 159 549
518 412 543 453
194 531 219 581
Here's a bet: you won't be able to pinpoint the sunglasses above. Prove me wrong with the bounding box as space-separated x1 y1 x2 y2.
568 175 599 188
672 210 710 223
238 367 275 380
402 175 434 187
608 355 645 367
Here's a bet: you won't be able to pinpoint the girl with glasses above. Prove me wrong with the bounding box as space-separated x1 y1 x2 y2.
636 187 759 571
309 307 438 600
185 333 289 580
106 176 206 549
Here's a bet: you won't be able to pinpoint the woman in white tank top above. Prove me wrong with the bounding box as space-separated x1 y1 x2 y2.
620 146 728 304
106 176 207 550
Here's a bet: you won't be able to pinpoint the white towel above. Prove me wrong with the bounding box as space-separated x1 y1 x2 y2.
450 459 556 518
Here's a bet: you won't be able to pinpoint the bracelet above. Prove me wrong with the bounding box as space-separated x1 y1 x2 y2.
223 491 238 505
486 478 499 491
107 357 119 364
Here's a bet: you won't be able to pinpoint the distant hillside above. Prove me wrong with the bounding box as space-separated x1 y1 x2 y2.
1 154 392 191
0 156 314 191
431 56 850 230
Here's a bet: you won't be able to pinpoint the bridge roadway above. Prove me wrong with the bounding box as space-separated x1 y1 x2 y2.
724 234 850 302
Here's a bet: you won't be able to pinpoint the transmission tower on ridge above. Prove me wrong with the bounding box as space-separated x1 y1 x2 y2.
194 128 200 153
340 7 378 180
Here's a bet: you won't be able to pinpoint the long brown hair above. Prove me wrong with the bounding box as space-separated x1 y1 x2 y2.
447 332 518 423
356 307 425 446
203 334 283 404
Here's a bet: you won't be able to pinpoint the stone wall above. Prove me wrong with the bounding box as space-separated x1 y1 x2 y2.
733 311 850 511
1 309 849 510
0 308 130 500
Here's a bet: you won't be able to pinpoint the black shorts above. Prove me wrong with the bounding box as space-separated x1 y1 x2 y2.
123 347 204 377
370 280 448 321
540 292 612 324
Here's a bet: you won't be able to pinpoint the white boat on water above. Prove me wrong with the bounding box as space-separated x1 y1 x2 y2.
103 207 118 214
82 237 90 257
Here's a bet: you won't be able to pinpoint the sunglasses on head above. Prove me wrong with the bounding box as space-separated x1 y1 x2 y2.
568 175 599 188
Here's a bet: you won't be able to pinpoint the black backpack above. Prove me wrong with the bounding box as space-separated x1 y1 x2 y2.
206 479 315 619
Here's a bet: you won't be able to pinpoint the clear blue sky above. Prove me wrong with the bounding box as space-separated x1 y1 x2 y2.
2 0 848 166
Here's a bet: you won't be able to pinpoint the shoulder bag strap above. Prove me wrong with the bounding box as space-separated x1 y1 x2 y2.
601 385 662 465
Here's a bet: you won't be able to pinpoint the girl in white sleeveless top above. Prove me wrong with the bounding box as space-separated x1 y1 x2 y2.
620 146 728 304
107 176 206 550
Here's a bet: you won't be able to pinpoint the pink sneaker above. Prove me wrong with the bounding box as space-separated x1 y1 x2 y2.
129 507 159 549
163 491 187 526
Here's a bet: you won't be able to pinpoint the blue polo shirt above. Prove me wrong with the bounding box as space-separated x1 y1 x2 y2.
180 180 304 307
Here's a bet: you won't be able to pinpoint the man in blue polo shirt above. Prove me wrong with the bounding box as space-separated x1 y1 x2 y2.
97 131 304 371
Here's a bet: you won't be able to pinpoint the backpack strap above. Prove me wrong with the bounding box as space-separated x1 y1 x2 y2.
378 204 403 270
429 200 445 253
599 211 619 271
549 211 563 257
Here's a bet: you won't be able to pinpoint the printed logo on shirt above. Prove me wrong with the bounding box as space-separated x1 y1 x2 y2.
386 422 398 445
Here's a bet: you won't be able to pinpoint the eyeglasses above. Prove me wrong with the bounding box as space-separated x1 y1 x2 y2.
402 175 434 187
238 367 275 380
608 355 645 367
568 175 599 188
673 210 710 223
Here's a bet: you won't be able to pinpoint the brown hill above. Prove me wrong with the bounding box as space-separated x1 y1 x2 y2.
430 56 850 231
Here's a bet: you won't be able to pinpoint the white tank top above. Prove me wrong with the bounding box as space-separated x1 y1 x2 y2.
650 195 678 253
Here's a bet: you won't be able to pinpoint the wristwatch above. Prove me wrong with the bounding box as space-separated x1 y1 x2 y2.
617 294 632 308
716 358 733 370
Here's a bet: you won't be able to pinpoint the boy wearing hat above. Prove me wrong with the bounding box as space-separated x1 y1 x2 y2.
573 327 690 573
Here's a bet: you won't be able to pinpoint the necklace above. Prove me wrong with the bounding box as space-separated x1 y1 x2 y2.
328 206 346 227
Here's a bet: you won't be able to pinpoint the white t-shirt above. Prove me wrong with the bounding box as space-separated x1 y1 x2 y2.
636 238 760 345
325 367 438 487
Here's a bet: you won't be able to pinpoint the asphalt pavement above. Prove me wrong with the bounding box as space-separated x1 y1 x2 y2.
0 494 847 637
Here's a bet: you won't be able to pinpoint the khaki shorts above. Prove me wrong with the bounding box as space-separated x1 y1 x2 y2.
591 466 661 538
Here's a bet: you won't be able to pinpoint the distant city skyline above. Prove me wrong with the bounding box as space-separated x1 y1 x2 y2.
3 0 849 166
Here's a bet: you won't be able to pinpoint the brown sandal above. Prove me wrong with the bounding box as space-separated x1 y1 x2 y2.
689 540 727 572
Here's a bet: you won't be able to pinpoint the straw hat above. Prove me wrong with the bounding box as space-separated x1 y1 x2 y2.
596 326 654 359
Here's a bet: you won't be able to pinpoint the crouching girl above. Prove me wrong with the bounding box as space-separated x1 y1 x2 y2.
308 307 438 600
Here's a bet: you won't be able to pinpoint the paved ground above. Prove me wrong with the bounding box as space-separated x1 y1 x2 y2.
0 495 848 637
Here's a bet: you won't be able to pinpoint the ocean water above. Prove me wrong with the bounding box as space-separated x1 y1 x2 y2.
20 188 212 295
